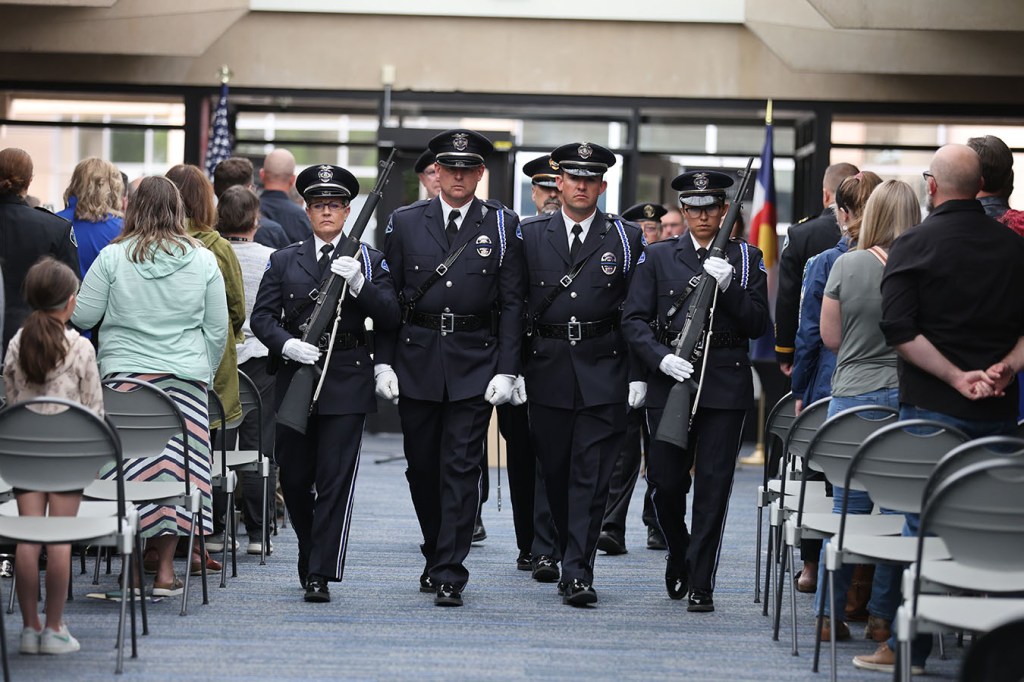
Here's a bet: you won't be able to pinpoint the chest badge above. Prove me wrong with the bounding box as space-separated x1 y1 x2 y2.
475 234 493 257
600 251 618 276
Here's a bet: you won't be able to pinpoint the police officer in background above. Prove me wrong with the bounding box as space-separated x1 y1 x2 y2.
519 142 644 606
494 155 563 581
622 170 768 612
375 129 525 607
250 164 401 603
414 150 440 200
597 202 667 556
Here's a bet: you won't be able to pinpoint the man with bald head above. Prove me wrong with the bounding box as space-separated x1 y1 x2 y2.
856 144 1024 675
259 148 313 243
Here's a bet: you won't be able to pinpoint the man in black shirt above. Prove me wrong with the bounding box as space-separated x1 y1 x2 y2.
858 143 1024 675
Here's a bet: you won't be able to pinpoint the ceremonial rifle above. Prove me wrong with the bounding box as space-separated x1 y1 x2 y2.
276 148 396 434
655 157 755 448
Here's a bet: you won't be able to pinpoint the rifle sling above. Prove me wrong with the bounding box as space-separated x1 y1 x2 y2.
530 256 592 327
403 241 470 312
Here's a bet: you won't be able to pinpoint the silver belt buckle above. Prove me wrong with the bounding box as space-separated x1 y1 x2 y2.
440 312 455 334
567 321 582 342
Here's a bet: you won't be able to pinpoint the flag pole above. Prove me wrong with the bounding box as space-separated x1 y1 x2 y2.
739 98 773 469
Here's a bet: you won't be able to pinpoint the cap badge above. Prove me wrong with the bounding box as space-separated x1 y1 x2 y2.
578 143 593 160
317 165 333 183
600 252 618 276
453 132 469 152
475 234 493 257
694 173 709 191
548 158 560 171
643 204 655 219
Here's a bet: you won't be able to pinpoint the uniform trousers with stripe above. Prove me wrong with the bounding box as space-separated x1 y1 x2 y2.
276 413 364 582
531 400 625 584
645 406 745 592
496 402 560 559
399 395 492 587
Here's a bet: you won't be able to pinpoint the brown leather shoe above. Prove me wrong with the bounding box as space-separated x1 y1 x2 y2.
853 642 925 675
864 615 892 642
190 551 222 576
817 616 851 642
796 562 818 593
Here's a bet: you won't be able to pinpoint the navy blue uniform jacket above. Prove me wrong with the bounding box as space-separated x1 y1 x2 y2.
520 211 645 410
621 236 769 410
250 239 401 415
375 196 525 402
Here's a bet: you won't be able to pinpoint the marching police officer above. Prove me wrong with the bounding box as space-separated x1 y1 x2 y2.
596 202 667 556
621 170 768 612
519 142 644 606
250 163 401 603
375 129 525 607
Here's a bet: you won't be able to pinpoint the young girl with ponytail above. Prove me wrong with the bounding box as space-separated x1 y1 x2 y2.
3 256 103 655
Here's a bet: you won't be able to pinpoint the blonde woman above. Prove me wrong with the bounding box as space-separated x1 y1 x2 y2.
72 176 227 595
815 179 921 641
57 157 124 277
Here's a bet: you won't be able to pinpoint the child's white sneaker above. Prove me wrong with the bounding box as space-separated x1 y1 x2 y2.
39 624 80 655
19 626 41 655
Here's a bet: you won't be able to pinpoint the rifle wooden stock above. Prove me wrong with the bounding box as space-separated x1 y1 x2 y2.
655 158 755 448
276 148 396 434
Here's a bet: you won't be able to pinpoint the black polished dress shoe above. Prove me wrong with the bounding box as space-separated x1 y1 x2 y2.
556 580 568 596
419 572 435 594
531 555 560 583
687 588 714 612
472 514 487 543
304 574 331 603
665 559 688 601
516 550 533 571
435 582 463 607
647 526 667 550
562 578 598 607
597 530 627 556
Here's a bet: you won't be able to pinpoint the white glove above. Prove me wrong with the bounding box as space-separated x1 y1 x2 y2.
374 363 399 401
510 375 527 406
703 256 733 292
282 338 321 365
659 354 694 382
628 381 647 409
485 374 516 406
330 255 366 296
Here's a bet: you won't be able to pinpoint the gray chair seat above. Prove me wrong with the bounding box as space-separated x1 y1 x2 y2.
0 499 129 518
911 595 1024 635
212 449 261 473
85 479 200 511
786 511 905 544
917 560 1024 594
0 515 132 548
829 535 949 569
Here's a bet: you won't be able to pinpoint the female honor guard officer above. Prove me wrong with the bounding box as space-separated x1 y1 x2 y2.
250 164 401 603
374 129 525 607
519 142 645 606
621 170 768 612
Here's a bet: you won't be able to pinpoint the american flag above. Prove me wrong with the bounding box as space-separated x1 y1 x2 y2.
204 82 232 179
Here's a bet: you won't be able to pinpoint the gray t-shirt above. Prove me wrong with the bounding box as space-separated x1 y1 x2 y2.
824 248 898 397
230 240 276 364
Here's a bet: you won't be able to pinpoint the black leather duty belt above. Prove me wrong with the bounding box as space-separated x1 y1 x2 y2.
535 317 619 341
317 332 366 351
660 329 747 349
410 311 488 333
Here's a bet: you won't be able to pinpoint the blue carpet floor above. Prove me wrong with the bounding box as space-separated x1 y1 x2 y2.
3 434 963 680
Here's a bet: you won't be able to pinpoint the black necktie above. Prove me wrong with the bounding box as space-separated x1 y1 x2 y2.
570 223 583 261
446 209 461 247
697 247 708 262
318 243 333 276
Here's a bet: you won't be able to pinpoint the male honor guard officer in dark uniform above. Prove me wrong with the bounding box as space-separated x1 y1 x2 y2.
414 150 440 200
622 170 768 612
519 142 644 606
250 164 401 602
375 129 525 607
597 202 667 556
493 155 563 581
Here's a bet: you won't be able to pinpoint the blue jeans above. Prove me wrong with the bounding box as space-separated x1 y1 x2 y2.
815 388 901 618
886 404 1016 666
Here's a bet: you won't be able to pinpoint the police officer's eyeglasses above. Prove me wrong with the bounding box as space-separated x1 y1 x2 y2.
309 201 348 212
682 204 723 219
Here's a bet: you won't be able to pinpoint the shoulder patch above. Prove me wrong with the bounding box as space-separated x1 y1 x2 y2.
265 258 272 272
381 258 390 272
759 257 767 272
638 251 646 265
516 223 522 240
69 225 77 248
385 217 394 235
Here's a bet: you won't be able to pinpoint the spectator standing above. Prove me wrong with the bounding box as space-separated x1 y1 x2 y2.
259 149 313 243
213 157 289 249
5 257 102 655
56 157 123 280
0 148 80 352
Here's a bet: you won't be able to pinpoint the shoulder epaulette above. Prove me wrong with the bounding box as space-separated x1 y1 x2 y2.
393 199 429 215
730 235 749 244
794 215 812 225
520 213 551 226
